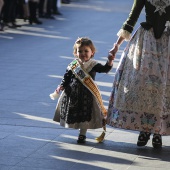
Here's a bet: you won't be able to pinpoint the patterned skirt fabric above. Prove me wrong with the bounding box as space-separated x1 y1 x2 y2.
107 27 170 135
54 78 103 129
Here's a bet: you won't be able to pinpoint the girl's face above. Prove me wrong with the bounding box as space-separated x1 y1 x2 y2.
76 45 94 62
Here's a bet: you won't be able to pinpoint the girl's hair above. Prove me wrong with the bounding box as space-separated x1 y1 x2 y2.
73 37 96 58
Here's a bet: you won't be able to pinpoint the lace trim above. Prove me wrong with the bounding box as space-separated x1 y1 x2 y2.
147 0 170 15
117 29 131 41
78 59 98 73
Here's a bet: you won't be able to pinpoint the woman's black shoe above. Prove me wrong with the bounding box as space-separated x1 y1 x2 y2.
77 135 86 144
29 18 42 25
152 134 162 149
0 22 4 31
12 22 22 27
62 0 70 4
53 11 62 15
137 131 151 146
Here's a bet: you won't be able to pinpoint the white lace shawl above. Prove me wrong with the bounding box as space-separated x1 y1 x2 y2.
147 0 170 15
77 59 98 73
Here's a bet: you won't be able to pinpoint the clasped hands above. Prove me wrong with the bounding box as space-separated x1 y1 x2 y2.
108 43 120 61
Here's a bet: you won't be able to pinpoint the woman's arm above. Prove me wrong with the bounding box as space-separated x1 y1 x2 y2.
121 0 145 35
109 0 145 58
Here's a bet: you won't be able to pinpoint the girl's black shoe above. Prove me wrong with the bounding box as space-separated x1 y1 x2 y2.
152 134 162 149
77 135 86 144
137 131 151 146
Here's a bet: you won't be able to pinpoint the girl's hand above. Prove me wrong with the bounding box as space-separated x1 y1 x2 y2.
109 43 119 58
108 53 115 61
107 53 115 66
56 86 64 93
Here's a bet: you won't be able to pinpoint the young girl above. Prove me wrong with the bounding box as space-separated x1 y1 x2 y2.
53 37 115 143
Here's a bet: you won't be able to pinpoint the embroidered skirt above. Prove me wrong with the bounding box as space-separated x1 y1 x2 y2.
107 27 170 135
53 78 103 129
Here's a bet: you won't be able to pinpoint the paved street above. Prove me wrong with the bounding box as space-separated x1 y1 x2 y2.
0 0 170 169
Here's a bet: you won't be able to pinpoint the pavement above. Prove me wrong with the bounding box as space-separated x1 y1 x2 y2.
0 0 170 170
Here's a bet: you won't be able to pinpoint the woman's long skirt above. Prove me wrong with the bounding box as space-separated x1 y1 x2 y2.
107 27 170 135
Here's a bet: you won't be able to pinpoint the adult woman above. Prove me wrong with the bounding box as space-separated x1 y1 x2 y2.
107 0 170 149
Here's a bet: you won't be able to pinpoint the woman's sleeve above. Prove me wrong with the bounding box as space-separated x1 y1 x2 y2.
117 0 145 41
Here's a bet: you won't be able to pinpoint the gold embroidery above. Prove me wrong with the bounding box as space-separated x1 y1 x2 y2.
84 77 107 117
